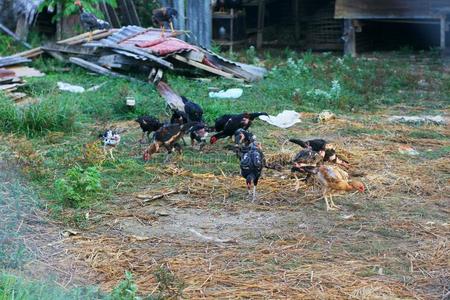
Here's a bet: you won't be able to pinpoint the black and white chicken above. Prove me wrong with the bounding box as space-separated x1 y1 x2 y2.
100 129 121 160
240 142 264 202
74 0 111 42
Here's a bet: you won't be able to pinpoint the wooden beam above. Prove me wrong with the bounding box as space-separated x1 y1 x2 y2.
69 57 141 83
343 19 356 56
173 54 238 80
256 0 265 49
84 42 173 69
0 23 31 49
441 16 446 50
174 0 185 40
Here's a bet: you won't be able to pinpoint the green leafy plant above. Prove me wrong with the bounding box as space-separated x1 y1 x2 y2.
154 265 186 299
38 0 117 21
55 166 102 207
108 271 140 300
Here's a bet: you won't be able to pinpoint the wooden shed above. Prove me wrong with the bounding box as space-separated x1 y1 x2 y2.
335 0 450 55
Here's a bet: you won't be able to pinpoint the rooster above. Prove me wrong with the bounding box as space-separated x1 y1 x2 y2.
210 112 267 144
152 7 178 37
233 128 256 159
135 115 163 143
143 122 198 162
240 142 264 202
314 165 365 211
100 130 120 160
74 1 111 42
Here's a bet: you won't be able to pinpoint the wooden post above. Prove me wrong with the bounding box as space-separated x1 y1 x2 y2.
294 0 300 40
230 8 234 54
173 0 185 40
440 16 446 50
202 0 212 49
15 16 29 41
256 0 265 49
343 19 356 56
56 2 63 41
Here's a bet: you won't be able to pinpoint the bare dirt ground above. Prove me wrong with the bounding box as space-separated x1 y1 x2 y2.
53 108 449 299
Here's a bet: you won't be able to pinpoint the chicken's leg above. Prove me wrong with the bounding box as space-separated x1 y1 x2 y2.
294 174 300 192
329 195 341 210
109 148 115 160
87 31 93 42
252 185 257 202
160 25 165 38
170 21 175 33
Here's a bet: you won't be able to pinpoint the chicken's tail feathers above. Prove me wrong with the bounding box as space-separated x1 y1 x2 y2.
289 138 308 148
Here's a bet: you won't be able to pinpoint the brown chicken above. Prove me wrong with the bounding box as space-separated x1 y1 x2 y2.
315 165 365 211
143 123 189 162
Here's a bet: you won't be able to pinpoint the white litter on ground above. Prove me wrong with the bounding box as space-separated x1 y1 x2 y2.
259 110 302 129
57 82 106 93
57 82 85 93
388 115 448 125
209 88 243 99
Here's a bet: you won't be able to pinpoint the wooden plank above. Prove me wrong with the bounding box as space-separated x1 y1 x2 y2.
125 0 141 26
343 19 356 57
11 47 44 59
6 66 45 78
84 42 173 69
441 16 446 50
42 43 96 56
69 57 142 83
173 54 237 79
256 0 265 49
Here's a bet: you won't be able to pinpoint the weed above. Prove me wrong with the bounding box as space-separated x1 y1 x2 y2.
54 166 103 207
108 271 140 300
154 264 186 298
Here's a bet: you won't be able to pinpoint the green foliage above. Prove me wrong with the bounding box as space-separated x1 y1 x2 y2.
0 34 21 56
55 166 102 207
0 97 79 137
108 271 140 300
0 273 103 300
154 265 186 298
38 0 117 22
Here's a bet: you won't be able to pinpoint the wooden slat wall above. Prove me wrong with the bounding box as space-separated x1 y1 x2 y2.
335 0 450 19
187 0 211 48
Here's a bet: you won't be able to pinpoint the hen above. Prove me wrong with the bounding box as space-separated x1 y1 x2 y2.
135 115 163 143
211 112 267 144
315 165 365 211
289 138 334 152
74 1 111 42
233 128 256 159
152 7 178 37
240 142 264 202
189 123 208 149
100 129 120 160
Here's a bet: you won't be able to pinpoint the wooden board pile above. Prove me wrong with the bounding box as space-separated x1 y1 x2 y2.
0 55 44 103
10 26 266 84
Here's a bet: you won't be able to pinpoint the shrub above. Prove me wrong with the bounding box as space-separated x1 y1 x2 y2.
55 166 102 207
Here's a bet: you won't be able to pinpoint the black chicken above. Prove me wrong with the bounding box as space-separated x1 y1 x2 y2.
233 128 256 159
152 7 178 37
135 115 163 143
214 112 267 132
170 96 204 125
291 148 324 191
240 142 264 202
211 112 267 144
289 138 335 152
74 1 111 42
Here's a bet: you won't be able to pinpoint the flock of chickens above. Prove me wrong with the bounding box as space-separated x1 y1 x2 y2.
100 94 365 211
76 1 365 210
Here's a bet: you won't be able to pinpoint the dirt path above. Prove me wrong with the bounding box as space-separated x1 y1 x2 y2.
0 160 93 289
